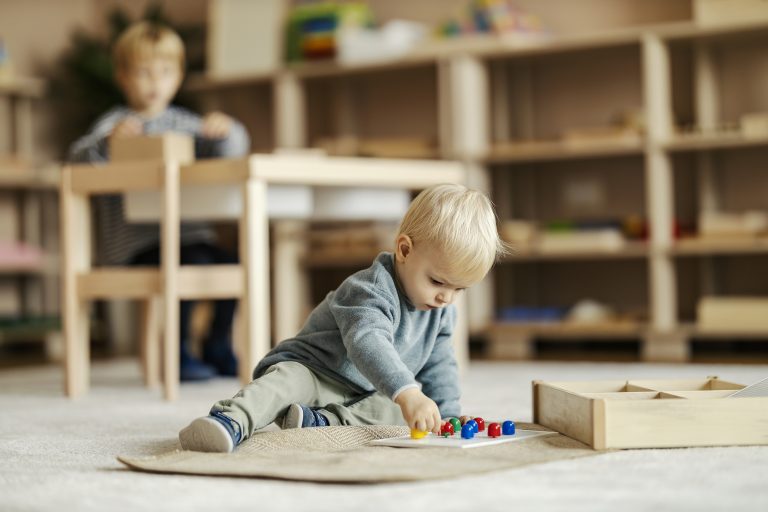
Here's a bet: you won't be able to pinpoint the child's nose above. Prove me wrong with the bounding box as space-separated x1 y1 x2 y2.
437 290 454 305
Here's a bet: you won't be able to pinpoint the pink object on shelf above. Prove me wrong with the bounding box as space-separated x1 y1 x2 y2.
0 242 44 270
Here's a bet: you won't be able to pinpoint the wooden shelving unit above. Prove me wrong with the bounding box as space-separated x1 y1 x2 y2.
189 1 768 362
0 76 61 357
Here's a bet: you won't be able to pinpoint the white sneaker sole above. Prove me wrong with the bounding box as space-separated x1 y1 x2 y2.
179 417 234 453
281 403 304 429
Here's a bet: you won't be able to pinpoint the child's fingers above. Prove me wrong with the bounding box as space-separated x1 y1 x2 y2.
202 113 231 139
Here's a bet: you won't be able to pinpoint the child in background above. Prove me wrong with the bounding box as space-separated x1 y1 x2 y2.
68 21 251 381
179 184 507 452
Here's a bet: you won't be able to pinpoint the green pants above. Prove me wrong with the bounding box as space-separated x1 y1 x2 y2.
210 361 406 439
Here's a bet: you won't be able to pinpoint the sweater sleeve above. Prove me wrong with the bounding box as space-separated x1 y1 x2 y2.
415 305 461 418
67 108 126 163
328 274 418 400
195 117 251 158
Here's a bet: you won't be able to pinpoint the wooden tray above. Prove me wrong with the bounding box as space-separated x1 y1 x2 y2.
533 377 768 449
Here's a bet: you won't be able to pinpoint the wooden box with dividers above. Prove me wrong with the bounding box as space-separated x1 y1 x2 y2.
533 377 768 449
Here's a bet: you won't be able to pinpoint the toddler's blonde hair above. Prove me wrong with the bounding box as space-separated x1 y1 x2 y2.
397 184 506 283
113 21 185 73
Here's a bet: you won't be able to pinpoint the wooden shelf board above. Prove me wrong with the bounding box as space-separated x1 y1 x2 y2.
0 159 60 189
490 321 646 339
504 242 649 262
657 19 768 41
678 323 768 340
0 76 46 98
665 134 768 152
290 54 438 80
0 264 46 275
486 139 644 164
672 238 768 256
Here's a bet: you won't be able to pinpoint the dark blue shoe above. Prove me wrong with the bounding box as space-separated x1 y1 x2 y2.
202 339 238 377
281 404 329 429
180 351 216 381
179 411 242 453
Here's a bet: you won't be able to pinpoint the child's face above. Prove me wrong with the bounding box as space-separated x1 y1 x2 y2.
117 55 181 116
395 237 473 312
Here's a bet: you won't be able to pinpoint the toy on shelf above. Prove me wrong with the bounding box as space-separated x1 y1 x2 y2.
436 0 548 40
698 210 768 240
740 112 768 139
284 2 373 62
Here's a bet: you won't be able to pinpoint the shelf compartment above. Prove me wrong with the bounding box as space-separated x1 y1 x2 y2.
659 390 736 399
582 392 662 400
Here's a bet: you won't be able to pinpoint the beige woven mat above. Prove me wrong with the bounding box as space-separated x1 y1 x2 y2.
118 423 599 483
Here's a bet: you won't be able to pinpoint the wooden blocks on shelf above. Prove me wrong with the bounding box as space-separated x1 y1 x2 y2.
697 297 768 333
109 133 195 163
533 377 767 449
740 112 768 139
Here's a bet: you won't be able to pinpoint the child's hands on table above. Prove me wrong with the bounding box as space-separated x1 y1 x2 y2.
201 111 233 139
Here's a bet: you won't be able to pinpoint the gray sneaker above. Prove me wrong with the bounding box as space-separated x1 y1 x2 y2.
179 413 241 453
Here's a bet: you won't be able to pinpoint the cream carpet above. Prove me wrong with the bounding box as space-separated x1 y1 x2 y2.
1 359 767 511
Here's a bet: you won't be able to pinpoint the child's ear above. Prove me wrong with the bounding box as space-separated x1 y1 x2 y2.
395 234 412 262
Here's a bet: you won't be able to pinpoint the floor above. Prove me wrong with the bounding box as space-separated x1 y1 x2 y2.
1 358 767 512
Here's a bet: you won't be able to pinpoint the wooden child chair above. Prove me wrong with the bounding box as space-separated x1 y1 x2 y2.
61 134 251 400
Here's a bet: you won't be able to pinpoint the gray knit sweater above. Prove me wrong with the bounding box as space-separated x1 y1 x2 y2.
254 252 461 418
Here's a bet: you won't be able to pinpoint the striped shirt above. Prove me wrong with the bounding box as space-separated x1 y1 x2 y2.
68 105 251 265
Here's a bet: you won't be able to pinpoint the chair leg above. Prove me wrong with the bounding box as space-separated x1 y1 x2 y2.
64 298 90 398
139 297 161 388
61 167 92 398
162 161 180 401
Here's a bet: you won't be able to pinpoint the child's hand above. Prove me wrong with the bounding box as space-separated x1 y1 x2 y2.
201 111 233 139
394 388 442 434
110 117 143 139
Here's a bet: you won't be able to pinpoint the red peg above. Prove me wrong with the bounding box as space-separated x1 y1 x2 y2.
474 417 485 432
441 421 455 437
488 422 501 438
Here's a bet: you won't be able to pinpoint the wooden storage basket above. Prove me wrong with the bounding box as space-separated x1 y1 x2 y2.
533 377 768 449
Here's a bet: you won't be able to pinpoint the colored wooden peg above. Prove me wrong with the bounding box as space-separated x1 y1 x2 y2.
461 424 475 439
474 417 485 432
410 429 427 440
502 420 516 435
459 415 473 425
441 421 455 437
449 417 461 433
465 419 478 434
488 422 501 438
